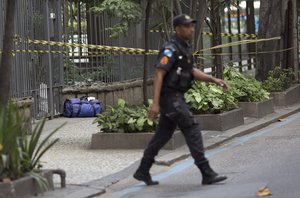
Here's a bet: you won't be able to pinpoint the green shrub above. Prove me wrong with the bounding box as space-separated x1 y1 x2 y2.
93 99 158 133
0 102 63 191
224 67 269 102
185 82 237 114
262 66 294 92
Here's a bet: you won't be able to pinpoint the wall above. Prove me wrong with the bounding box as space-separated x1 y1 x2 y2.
62 79 153 109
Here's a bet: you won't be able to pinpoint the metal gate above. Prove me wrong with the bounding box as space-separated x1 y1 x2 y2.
0 0 64 119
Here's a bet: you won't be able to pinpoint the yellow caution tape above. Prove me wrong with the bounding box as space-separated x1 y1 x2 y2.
150 30 257 39
25 38 159 55
4 36 281 57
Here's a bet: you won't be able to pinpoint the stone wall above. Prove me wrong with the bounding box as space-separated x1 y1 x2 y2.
62 79 153 108
13 97 34 135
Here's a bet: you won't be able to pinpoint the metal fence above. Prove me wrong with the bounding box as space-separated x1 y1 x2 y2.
0 0 64 119
0 0 256 119
1 0 160 119
62 0 158 85
2 0 296 119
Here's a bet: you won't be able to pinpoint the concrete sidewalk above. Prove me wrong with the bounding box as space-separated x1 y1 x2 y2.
35 102 300 198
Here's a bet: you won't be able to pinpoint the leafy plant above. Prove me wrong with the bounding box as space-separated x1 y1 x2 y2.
262 66 294 92
64 59 116 84
92 0 142 38
0 102 63 192
93 98 158 133
20 117 63 175
0 102 23 180
185 82 237 114
224 67 269 102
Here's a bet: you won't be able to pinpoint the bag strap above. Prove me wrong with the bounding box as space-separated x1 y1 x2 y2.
76 100 83 117
90 101 97 116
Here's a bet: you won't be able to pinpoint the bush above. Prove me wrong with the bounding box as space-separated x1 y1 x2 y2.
224 67 269 102
262 66 294 92
93 99 158 133
0 102 63 191
185 81 237 114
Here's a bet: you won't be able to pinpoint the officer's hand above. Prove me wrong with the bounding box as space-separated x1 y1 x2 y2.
214 78 229 90
149 103 160 120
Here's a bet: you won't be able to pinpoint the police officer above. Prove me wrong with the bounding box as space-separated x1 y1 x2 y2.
133 14 228 186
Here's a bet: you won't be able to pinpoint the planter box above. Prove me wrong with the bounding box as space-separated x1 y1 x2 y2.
270 84 300 106
194 108 244 131
0 170 53 198
91 130 185 150
238 98 274 118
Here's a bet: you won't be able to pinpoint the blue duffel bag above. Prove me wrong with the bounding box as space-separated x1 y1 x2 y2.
63 97 102 117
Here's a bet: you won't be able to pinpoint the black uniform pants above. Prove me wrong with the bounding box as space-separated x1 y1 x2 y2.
143 94 208 166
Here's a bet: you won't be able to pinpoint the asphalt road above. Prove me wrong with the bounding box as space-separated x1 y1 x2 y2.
100 112 300 198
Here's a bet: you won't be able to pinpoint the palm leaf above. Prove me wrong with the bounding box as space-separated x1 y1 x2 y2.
31 123 64 166
26 171 49 192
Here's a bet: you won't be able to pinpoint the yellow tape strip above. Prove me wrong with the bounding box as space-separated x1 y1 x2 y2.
26 38 159 55
194 37 281 56
150 30 257 39
6 36 281 56
198 46 295 56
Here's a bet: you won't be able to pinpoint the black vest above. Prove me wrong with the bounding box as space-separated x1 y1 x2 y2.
162 39 194 94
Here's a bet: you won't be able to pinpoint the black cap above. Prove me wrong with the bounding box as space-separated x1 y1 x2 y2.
173 14 197 27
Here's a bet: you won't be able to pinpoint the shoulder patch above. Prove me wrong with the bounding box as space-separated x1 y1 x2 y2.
163 49 173 58
160 56 169 65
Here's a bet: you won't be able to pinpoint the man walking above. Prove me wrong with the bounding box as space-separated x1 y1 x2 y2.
134 14 228 186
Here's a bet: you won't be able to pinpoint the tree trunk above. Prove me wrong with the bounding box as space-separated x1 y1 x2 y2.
0 0 16 107
194 0 207 52
246 0 255 54
210 0 223 79
143 0 152 106
174 0 182 15
256 0 283 81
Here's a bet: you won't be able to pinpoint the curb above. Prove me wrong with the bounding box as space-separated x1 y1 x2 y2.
155 104 300 166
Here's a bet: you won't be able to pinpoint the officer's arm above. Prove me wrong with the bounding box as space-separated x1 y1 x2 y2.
192 68 228 90
149 68 166 119
152 68 166 106
192 68 216 82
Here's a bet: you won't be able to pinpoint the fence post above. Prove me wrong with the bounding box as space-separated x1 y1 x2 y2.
45 0 54 119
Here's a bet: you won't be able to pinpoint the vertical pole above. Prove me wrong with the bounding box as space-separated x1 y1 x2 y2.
246 0 255 70
237 0 242 71
57 0 64 113
294 0 299 81
210 0 223 79
45 0 54 119
227 5 233 61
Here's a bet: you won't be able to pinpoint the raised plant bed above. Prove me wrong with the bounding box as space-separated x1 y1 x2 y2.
270 84 300 106
194 108 244 131
91 130 185 150
238 98 274 118
0 170 53 198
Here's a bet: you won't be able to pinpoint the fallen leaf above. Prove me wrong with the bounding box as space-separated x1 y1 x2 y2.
256 186 272 197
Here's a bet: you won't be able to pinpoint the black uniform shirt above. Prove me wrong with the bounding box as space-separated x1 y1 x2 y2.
155 35 192 72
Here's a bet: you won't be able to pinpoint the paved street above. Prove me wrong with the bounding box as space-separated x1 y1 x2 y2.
100 112 300 198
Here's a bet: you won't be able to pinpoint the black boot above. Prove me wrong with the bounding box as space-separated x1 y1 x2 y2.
133 158 159 185
198 161 227 185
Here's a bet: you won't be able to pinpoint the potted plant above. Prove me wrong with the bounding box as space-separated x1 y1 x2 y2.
184 81 244 131
262 67 300 106
224 67 274 118
0 102 64 198
92 99 185 150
